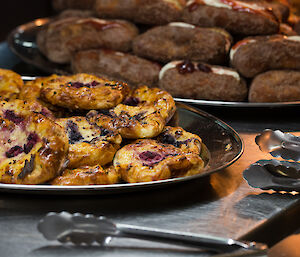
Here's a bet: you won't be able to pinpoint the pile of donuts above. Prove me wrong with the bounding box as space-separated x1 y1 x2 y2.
0 68 208 185
35 0 300 103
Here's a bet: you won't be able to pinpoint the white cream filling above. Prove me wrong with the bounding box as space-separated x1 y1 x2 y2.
229 39 256 62
159 61 183 80
114 51 125 56
286 36 300 42
168 22 195 29
159 60 240 81
77 18 110 25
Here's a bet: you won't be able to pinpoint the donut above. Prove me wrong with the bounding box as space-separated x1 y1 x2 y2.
159 60 247 101
132 23 232 64
0 68 23 101
230 35 300 78
86 86 175 139
0 113 69 184
51 165 121 185
113 139 205 183
249 70 300 102
40 73 130 110
182 0 279 35
37 17 139 63
71 49 161 87
56 116 122 168
94 0 186 25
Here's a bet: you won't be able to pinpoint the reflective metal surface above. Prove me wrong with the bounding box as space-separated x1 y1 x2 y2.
0 103 243 195
7 18 300 108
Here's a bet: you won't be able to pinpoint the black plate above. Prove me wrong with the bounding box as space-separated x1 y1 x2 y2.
0 103 243 195
7 18 300 109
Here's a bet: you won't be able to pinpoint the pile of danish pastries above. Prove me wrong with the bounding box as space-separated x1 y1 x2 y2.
0 68 208 185
34 0 300 103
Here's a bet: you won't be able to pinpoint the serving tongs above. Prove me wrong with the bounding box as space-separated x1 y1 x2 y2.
37 212 267 254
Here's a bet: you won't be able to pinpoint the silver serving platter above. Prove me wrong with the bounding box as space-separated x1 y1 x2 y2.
7 18 300 108
0 103 243 195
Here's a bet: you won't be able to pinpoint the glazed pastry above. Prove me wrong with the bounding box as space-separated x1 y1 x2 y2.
113 139 205 183
159 60 247 101
249 70 300 102
71 49 161 87
51 165 121 185
56 116 122 168
0 112 68 184
94 0 186 25
40 73 130 110
230 35 300 78
37 17 139 63
132 23 232 64
182 0 279 35
0 68 23 101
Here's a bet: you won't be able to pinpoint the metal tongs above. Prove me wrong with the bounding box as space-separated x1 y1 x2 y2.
37 212 267 254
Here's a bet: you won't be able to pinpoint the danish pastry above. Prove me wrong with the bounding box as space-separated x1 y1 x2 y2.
71 49 161 87
37 17 139 63
56 116 122 168
113 139 205 183
230 35 300 78
0 113 68 184
51 165 121 185
40 73 130 110
0 68 23 101
132 23 232 64
159 61 247 101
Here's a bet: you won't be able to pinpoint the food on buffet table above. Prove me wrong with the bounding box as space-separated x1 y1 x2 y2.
132 22 232 64
159 61 247 101
37 17 138 63
51 165 121 185
0 71 208 185
0 69 23 101
40 73 130 110
113 139 205 183
0 104 68 184
56 116 122 168
52 0 95 11
71 49 161 87
249 70 300 102
182 0 280 35
230 35 300 78
94 0 186 25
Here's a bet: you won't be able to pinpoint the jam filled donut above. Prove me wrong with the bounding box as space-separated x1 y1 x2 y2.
113 139 205 183
71 49 161 87
56 116 122 168
182 0 279 35
0 113 69 184
37 17 139 63
87 86 175 139
51 165 121 186
94 0 186 25
0 68 23 101
132 23 232 64
156 126 202 155
40 73 130 110
230 35 300 78
249 70 300 102
159 61 247 101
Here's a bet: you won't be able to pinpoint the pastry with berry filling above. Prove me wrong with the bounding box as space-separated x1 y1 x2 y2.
40 73 130 110
159 61 247 101
87 86 175 139
0 113 68 184
0 69 23 101
132 23 232 64
113 139 205 183
51 165 121 186
56 116 122 168
37 17 138 63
